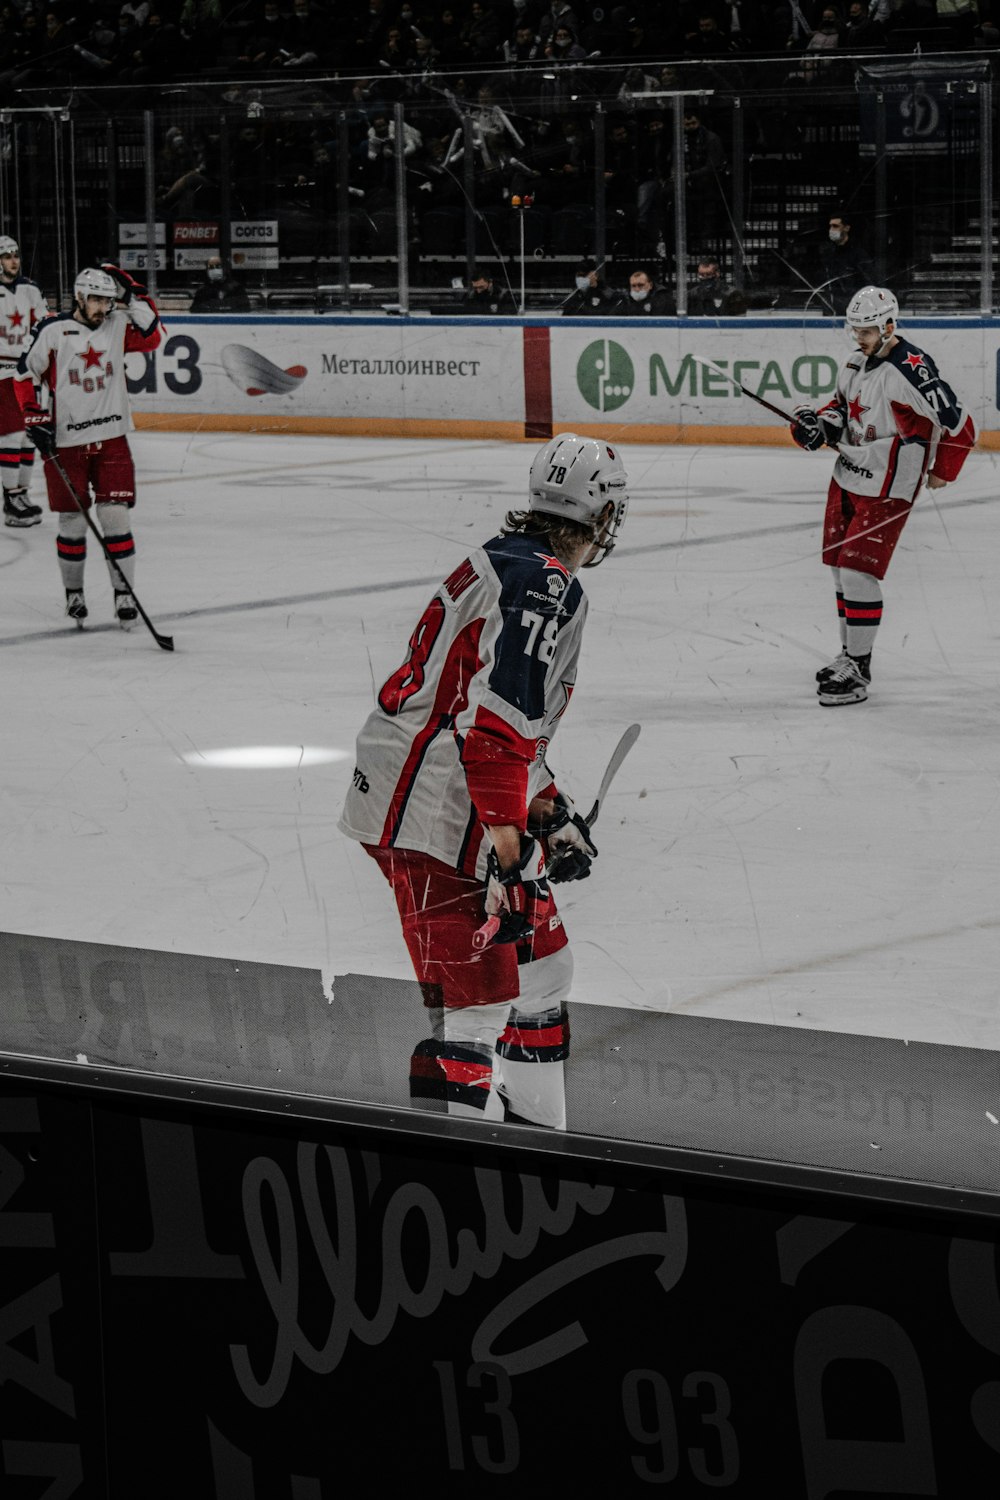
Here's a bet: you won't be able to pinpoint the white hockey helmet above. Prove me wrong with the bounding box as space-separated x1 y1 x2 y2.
845 284 899 345
0 235 19 258
528 432 629 565
74 267 118 302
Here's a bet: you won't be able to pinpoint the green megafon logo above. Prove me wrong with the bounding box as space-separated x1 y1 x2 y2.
577 339 634 411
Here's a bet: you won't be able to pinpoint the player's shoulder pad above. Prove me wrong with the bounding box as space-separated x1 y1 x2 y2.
889 338 962 427
16 275 41 290
889 338 941 388
484 532 583 613
32 310 74 333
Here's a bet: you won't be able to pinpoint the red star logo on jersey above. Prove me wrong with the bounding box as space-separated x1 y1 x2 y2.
534 551 570 578
77 344 104 371
903 352 925 371
847 395 870 424
7 308 23 328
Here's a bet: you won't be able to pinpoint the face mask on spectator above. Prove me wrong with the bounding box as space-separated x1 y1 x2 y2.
630 287 649 301
575 275 591 290
208 266 224 282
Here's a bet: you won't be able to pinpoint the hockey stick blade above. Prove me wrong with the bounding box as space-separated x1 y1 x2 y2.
690 355 797 425
585 722 641 827
49 456 174 651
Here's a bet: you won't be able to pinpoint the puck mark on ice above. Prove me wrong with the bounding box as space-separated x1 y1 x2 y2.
221 344 308 397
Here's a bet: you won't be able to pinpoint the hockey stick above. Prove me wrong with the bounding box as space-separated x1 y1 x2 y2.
48 454 174 652
584 721 641 827
473 723 642 950
689 355 800 426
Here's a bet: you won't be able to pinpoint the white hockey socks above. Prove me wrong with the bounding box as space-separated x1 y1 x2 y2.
95 501 136 591
839 566 882 659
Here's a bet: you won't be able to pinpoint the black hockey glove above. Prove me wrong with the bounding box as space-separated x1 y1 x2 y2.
530 792 598 883
22 402 56 458
790 406 825 451
817 404 845 447
473 835 549 949
101 263 145 303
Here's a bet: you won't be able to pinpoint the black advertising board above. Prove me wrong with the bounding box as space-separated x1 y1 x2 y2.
1 1060 998 1497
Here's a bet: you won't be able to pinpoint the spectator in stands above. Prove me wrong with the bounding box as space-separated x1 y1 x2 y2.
505 19 540 59
188 255 252 312
237 1 289 68
619 265 674 315
431 5 465 63
636 111 669 254
461 0 502 60
462 269 516 313
819 210 876 314
681 106 728 250
544 19 586 57
844 0 886 44
539 0 580 45
120 1 150 28
562 260 618 314
686 255 748 314
282 0 328 67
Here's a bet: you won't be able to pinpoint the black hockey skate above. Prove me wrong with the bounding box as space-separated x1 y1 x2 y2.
3 488 42 528
65 590 88 629
816 648 871 685
114 589 138 627
817 654 868 706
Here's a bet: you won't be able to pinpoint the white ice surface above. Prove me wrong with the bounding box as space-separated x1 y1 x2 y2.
1 432 998 1051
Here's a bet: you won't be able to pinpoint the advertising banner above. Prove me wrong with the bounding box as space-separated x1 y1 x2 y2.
128 317 527 437
1 1070 997 1495
127 317 1000 444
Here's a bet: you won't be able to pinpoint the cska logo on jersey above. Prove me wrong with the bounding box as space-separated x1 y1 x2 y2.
69 344 115 393
534 551 570 579
8 308 23 328
903 352 925 371
847 395 870 424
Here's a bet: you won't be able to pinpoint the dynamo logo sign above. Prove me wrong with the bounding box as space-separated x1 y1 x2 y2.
577 339 634 412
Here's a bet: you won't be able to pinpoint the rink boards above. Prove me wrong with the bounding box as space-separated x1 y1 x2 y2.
127 314 1000 445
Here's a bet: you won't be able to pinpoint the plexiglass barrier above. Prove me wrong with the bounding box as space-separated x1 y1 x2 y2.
0 50 995 315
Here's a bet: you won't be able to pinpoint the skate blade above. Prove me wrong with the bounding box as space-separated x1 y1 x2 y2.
817 687 867 706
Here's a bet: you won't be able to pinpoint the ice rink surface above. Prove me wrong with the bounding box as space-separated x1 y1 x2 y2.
1 430 998 1053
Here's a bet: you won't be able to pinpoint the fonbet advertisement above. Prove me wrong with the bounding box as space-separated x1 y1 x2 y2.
126 318 999 440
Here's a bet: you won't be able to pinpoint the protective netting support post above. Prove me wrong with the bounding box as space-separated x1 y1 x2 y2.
672 94 687 317
979 77 994 315
143 109 158 300
106 119 118 268
463 114 476 288
394 101 409 315
337 111 351 309
218 115 232 273
593 105 606 278
731 97 745 292
874 90 887 284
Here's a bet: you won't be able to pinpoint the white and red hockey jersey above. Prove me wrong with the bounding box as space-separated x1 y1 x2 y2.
823 337 976 502
339 532 588 880
0 275 47 382
16 297 160 448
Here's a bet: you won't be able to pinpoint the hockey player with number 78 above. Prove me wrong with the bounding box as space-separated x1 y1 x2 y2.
790 285 976 705
339 433 629 1130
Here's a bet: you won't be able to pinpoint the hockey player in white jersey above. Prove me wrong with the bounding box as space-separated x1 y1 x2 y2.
16 264 161 626
0 236 47 529
340 434 629 1130
791 285 975 705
